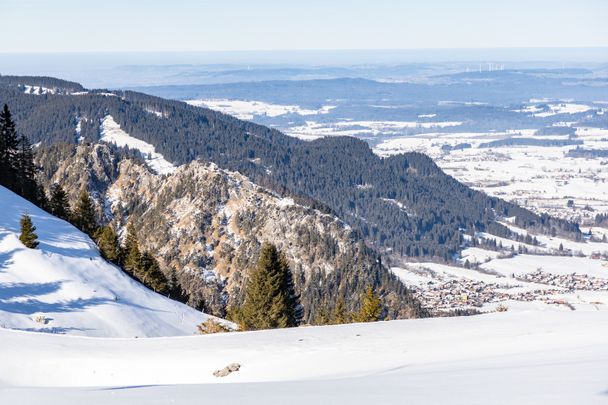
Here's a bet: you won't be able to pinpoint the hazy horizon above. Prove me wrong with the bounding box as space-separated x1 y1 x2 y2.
3 0 608 52
2 47 608 87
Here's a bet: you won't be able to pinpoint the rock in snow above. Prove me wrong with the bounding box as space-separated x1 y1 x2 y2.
213 363 241 377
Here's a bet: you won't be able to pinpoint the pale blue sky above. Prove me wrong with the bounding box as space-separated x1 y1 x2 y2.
2 0 608 52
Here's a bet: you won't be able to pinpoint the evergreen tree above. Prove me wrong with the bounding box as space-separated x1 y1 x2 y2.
49 184 71 221
35 183 49 211
138 251 169 294
15 135 39 202
19 213 39 249
95 225 120 262
238 243 299 330
122 222 141 274
73 189 97 235
354 286 382 323
279 251 303 326
168 268 187 302
332 297 350 324
0 104 19 191
314 303 331 325
0 105 44 208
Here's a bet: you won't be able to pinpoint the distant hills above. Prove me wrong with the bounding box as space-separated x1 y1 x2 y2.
0 75 583 319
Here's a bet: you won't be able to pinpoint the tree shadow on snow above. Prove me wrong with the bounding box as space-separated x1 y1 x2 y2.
0 250 17 273
96 385 168 391
12 326 96 334
0 281 63 300
0 296 112 314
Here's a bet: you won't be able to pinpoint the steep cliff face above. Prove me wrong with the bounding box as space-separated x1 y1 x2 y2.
36 144 423 321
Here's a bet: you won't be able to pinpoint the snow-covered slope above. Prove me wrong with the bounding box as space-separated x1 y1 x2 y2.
99 115 176 175
0 311 606 404
0 186 212 337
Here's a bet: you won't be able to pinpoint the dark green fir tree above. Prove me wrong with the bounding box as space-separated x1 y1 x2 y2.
15 135 39 203
95 225 120 262
19 213 39 249
238 243 300 330
122 222 141 275
0 104 20 191
73 189 98 235
279 251 303 326
49 184 71 221
138 251 169 295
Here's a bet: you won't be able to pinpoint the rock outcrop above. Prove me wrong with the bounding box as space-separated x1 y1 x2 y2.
36 144 424 322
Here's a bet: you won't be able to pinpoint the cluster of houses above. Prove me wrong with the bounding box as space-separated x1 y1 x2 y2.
517 269 608 291
412 279 517 311
411 268 608 312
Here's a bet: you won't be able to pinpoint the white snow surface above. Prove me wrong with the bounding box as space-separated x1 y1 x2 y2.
0 186 213 337
286 119 463 140
0 311 607 404
99 115 176 175
374 127 608 225
533 103 593 117
186 99 336 120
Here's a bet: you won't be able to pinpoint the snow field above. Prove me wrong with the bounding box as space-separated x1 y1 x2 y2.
1 311 607 404
99 115 176 175
186 99 336 120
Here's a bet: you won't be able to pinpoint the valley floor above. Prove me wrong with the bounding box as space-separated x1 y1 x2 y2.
1 310 607 404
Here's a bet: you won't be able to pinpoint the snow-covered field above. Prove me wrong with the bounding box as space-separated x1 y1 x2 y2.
186 99 335 120
532 102 593 117
1 311 607 404
0 186 213 337
99 115 176 175
375 127 608 225
286 119 463 140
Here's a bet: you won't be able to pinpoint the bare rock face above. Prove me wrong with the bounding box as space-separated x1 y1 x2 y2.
36 144 423 322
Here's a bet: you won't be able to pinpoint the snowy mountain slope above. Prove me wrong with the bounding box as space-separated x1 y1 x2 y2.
99 115 176 175
0 186 215 337
0 311 606 404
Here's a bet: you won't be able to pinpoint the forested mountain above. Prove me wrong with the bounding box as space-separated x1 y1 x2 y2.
0 75 581 262
34 143 423 321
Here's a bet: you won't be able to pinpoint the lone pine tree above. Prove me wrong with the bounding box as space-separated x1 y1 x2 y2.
238 243 301 330
19 213 39 249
